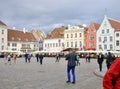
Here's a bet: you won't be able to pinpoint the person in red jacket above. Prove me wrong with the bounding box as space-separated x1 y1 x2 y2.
103 57 120 89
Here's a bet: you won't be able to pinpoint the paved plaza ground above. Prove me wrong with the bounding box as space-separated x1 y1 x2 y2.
0 57 106 89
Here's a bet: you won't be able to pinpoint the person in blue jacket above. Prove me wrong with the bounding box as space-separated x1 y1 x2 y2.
65 49 77 84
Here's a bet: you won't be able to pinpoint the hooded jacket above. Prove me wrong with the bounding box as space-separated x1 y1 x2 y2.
103 57 120 89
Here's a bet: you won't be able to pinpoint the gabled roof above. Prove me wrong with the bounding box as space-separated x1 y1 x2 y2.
46 26 67 39
108 18 120 30
93 23 100 30
8 29 37 42
0 20 7 26
31 29 46 40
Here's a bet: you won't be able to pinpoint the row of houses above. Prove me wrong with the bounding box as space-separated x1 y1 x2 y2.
44 16 120 52
0 15 120 54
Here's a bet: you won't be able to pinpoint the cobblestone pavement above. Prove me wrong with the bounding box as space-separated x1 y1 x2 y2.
0 57 104 89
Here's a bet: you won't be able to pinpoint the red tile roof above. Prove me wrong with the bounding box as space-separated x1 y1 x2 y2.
108 18 120 31
8 29 37 42
93 23 100 30
46 26 67 39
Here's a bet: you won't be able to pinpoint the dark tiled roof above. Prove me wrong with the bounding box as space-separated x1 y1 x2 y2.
8 29 37 42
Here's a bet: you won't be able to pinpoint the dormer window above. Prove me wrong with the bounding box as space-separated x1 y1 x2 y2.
12 37 14 40
26 39 28 41
17 37 21 41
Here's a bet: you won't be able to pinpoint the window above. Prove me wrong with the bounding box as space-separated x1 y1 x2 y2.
90 42 94 47
2 38 4 43
71 42 73 47
104 37 107 42
1 45 4 50
99 37 101 42
116 33 119 37
2 30 4 34
12 43 17 47
107 29 109 33
110 44 113 50
79 41 82 47
56 43 58 47
75 41 77 47
27 44 30 48
99 45 102 50
102 30 104 34
104 44 107 49
67 34 69 38
79 33 82 37
110 36 113 42
12 37 14 40
90 34 94 40
71 34 73 38
75 33 77 38
116 40 119 46
67 42 69 47
8 43 10 46
26 39 28 42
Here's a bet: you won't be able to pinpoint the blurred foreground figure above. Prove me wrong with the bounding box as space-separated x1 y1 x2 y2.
103 57 120 89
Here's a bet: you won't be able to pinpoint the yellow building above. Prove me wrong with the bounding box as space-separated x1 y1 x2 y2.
64 25 86 50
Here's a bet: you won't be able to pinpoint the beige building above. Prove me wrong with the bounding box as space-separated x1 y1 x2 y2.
64 25 85 50
0 21 8 51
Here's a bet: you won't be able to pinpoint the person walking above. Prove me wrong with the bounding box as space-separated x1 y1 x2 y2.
7 54 11 65
55 54 59 62
28 54 31 63
24 53 28 63
76 54 80 66
103 57 120 89
36 53 39 62
65 49 77 84
39 53 44 65
106 52 114 69
13 54 17 64
97 52 104 72
86 53 91 62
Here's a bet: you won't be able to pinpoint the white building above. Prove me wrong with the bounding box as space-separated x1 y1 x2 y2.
43 26 66 53
0 21 8 51
97 16 120 51
0 20 38 53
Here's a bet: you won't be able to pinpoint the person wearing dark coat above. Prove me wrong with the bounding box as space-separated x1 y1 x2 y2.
97 53 104 72
65 49 77 84
106 52 114 69
36 54 39 62
39 54 44 64
24 53 28 63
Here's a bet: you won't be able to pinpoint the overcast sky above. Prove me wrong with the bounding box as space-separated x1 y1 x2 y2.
0 0 120 34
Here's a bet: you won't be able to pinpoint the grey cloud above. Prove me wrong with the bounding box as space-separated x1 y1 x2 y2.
0 0 120 34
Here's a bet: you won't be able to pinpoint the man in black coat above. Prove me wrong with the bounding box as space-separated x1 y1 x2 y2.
106 52 113 69
39 54 44 65
97 52 104 72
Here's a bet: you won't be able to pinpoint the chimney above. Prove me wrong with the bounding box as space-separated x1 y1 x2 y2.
23 28 26 33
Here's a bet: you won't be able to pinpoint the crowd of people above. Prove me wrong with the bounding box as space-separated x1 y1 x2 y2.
2 50 120 87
